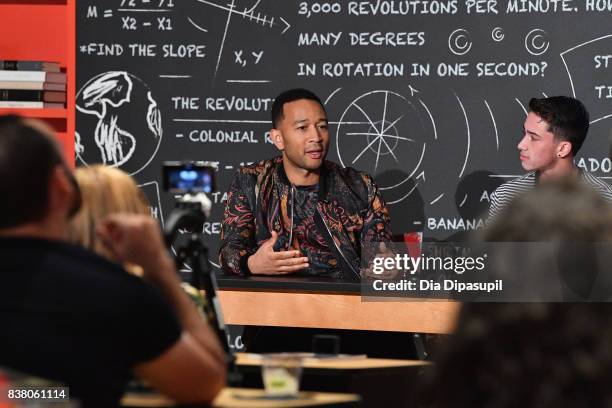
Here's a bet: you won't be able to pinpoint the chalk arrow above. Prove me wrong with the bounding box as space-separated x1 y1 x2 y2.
280 17 291 34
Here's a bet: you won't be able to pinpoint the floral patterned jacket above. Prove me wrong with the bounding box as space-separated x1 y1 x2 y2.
219 156 392 280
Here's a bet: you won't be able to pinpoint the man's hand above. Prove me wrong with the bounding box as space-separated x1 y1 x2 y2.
362 242 401 279
247 231 309 275
96 214 174 281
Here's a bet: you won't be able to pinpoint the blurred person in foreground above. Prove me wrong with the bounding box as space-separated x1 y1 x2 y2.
0 115 225 408
421 180 612 407
489 96 612 219
422 302 612 407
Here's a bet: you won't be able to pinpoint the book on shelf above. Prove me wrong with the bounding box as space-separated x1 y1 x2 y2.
0 89 66 103
0 81 66 91
0 70 66 84
0 61 60 72
0 101 64 109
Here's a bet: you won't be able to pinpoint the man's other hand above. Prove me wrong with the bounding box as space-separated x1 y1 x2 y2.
96 214 173 276
362 242 401 279
247 231 309 275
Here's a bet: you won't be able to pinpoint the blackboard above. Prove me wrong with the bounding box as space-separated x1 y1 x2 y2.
76 0 612 271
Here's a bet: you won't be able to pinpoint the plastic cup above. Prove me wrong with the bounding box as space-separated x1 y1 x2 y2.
261 354 303 397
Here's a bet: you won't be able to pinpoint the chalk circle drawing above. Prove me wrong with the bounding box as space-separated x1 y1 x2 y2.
335 90 434 203
76 71 163 176
491 27 505 42
525 29 550 56
448 29 473 56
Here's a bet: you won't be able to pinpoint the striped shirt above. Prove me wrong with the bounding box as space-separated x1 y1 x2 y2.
488 170 612 219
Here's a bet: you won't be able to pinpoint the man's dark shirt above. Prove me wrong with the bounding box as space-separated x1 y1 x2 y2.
220 157 393 279
0 237 181 408
286 184 336 275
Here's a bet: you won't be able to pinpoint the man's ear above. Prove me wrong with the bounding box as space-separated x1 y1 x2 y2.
49 165 76 216
271 128 284 151
557 141 573 158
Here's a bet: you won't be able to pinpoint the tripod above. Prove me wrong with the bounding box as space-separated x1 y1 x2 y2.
164 199 242 386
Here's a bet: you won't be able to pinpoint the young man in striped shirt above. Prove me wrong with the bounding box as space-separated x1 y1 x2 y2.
488 96 612 219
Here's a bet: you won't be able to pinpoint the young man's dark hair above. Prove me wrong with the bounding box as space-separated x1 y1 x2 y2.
528 96 590 156
270 88 326 128
0 115 65 228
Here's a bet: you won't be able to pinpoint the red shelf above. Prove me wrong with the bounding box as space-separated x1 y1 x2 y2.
0 108 67 119
0 0 75 166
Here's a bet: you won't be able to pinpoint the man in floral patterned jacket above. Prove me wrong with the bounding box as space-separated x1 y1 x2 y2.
220 89 392 280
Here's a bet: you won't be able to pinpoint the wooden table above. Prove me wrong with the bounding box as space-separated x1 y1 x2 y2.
121 357 427 408
122 388 360 407
235 353 430 370
234 353 430 408
217 276 460 334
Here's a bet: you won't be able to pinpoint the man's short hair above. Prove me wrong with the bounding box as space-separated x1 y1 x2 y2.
271 88 326 128
528 96 590 156
0 115 64 228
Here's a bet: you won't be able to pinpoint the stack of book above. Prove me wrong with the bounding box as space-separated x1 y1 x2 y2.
0 60 67 109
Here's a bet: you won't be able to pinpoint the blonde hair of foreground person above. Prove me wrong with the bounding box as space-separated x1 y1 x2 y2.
68 165 205 306
68 165 150 268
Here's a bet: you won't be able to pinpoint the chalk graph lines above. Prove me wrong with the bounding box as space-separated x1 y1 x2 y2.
173 86 507 210
194 0 289 30
514 98 528 115
324 87 343 105
455 93 471 180
190 0 292 79
214 0 234 79
328 88 513 206
484 100 499 151
139 181 165 227
187 16 208 32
